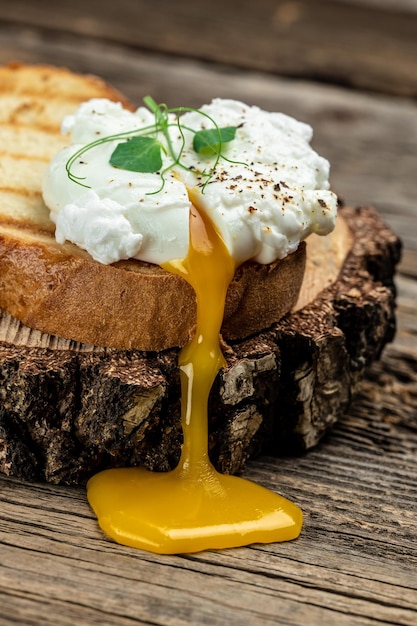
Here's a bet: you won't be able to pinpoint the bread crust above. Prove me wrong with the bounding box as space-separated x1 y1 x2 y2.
0 64 306 350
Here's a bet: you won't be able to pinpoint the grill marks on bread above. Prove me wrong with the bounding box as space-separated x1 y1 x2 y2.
0 64 130 226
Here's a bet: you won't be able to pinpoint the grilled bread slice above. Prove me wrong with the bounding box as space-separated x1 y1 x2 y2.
0 63 306 351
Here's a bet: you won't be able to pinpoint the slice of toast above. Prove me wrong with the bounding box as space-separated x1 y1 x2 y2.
0 63 306 350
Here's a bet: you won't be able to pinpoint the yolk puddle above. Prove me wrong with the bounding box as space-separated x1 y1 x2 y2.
87 204 303 554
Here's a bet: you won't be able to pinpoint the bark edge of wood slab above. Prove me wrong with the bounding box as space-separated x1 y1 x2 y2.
0 206 401 485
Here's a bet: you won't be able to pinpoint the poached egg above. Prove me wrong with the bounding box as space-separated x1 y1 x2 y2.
42 97 337 267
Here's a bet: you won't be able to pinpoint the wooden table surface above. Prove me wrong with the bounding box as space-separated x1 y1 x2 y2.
0 1 416 624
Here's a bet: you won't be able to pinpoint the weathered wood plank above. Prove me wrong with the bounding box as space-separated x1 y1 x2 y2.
1 370 416 626
1 0 417 97
1 338 416 626
340 0 417 11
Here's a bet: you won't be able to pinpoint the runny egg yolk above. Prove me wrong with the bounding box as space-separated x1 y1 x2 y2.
86 204 303 554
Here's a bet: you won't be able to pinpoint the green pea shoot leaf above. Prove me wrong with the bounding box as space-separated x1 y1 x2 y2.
110 136 163 173
193 126 237 155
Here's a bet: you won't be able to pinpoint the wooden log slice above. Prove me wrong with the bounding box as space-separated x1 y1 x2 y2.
0 205 401 484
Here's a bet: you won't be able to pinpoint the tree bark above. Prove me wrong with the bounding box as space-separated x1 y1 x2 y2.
0 205 401 484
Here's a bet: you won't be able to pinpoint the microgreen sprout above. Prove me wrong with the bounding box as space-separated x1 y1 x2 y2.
65 97 247 194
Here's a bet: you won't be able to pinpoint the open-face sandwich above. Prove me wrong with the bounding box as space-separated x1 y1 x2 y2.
0 64 334 352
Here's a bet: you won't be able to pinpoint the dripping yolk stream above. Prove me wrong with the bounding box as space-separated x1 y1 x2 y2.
87 204 303 554
163 204 236 477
